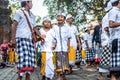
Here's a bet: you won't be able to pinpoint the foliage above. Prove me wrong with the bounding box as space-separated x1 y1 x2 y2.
43 0 106 27
9 0 20 18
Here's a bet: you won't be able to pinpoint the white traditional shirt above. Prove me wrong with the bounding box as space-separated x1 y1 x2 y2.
108 7 120 40
53 24 71 52
66 24 79 50
81 38 86 50
101 13 110 47
84 33 93 48
39 28 55 52
13 8 36 39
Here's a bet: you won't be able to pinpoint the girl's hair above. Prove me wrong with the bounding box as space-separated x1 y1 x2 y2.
112 0 119 6
21 1 29 7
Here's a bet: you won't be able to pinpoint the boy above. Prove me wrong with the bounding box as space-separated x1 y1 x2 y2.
40 16 55 80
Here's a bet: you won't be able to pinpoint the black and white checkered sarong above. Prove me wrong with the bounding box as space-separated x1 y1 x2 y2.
100 45 111 69
16 38 36 70
110 39 120 71
86 48 95 61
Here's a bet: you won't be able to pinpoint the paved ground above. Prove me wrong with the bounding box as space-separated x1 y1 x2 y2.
0 65 109 80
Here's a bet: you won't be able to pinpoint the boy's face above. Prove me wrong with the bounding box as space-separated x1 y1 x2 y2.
104 27 109 32
66 17 73 24
57 15 65 24
43 20 51 28
87 29 90 34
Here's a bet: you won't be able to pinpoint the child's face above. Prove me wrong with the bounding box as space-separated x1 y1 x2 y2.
43 20 51 28
104 27 109 32
66 17 73 24
57 15 65 24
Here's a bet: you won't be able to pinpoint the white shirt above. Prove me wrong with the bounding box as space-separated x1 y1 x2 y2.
101 32 109 47
84 33 92 48
102 13 109 32
39 28 55 52
13 8 36 39
108 7 120 40
101 13 110 46
81 38 86 50
53 24 71 52
66 24 79 50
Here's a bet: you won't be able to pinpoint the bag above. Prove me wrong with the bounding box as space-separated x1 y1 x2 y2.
21 9 38 43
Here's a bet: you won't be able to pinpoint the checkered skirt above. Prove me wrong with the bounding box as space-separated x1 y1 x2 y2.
76 50 81 61
100 45 111 69
110 39 120 71
16 38 36 70
86 48 95 61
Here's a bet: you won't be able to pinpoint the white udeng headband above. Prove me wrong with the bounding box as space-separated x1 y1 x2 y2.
43 16 51 22
57 12 66 17
105 1 112 11
66 14 72 19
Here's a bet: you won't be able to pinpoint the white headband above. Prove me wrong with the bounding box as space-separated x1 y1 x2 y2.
57 12 66 17
105 1 113 11
66 14 72 19
43 16 51 22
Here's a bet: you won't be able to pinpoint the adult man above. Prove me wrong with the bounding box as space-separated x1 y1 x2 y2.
11 0 43 80
108 0 120 80
92 17 102 48
66 14 81 73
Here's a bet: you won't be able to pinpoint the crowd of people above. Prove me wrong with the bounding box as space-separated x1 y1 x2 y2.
0 0 120 80
0 39 18 68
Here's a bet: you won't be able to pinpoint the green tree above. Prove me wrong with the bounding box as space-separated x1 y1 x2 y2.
44 0 106 27
9 0 20 18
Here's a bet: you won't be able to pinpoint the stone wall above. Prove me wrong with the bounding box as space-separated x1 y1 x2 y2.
0 0 12 44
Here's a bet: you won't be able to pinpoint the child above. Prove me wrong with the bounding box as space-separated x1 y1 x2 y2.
0 39 9 63
66 14 81 73
39 16 55 80
83 28 95 68
53 12 71 80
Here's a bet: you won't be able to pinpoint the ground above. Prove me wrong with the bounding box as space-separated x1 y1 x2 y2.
0 65 110 80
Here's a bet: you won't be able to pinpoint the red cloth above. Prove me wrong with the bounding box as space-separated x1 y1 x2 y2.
18 67 34 73
0 44 9 54
94 58 100 62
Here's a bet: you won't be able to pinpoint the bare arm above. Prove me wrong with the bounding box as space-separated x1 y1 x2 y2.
33 27 45 42
33 27 41 38
109 20 120 28
11 20 18 46
11 20 17 39
76 35 81 51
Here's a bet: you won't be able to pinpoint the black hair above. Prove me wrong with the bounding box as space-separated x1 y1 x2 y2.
112 0 119 6
104 0 110 8
21 1 29 7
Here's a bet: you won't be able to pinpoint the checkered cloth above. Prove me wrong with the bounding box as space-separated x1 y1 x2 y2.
110 39 120 71
76 50 81 61
16 38 36 70
100 45 111 69
86 48 95 61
